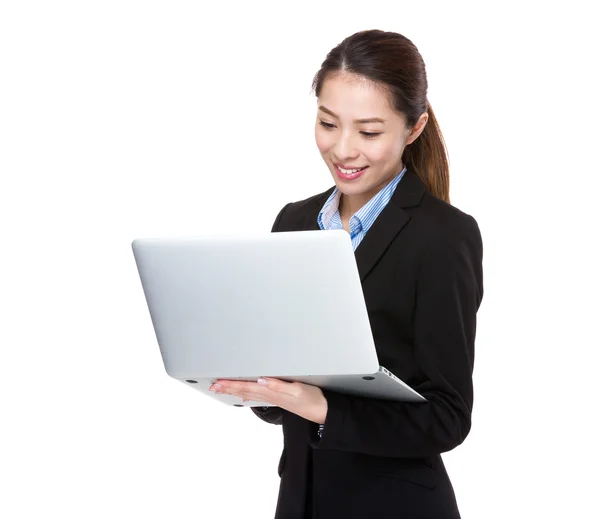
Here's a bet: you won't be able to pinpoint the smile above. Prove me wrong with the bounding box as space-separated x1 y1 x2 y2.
334 163 368 180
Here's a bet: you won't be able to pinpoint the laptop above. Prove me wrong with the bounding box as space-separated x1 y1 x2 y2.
132 230 425 407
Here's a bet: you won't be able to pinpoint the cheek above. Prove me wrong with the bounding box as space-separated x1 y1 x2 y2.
365 140 403 166
315 129 333 154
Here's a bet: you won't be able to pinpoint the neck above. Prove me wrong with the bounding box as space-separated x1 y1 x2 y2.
339 165 404 219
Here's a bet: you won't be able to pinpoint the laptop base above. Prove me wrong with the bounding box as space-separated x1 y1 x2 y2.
176 366 426 407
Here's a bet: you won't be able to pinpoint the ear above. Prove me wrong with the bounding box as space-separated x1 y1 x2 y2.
405 112 429 145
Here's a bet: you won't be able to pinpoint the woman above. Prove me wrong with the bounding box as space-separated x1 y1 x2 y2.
209 29 484 519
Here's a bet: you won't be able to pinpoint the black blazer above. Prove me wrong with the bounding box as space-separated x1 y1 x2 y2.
252 169 484 519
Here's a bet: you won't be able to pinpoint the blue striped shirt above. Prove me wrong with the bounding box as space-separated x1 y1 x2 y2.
318 166 407 242
315 166 407 438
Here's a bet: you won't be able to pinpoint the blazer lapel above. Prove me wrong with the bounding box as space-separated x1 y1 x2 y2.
354 170 426 281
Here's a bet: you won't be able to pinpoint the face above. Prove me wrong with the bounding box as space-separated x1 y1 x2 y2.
315 72 427 214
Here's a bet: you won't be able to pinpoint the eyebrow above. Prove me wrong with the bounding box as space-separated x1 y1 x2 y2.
318 105 385 124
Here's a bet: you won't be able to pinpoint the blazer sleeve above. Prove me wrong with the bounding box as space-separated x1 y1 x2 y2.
309 214 484 458
249 202 292 426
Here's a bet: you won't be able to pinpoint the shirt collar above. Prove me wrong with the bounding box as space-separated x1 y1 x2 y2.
317 166 407 233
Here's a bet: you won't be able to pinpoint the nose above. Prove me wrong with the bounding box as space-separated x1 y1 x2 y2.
333 132 360 162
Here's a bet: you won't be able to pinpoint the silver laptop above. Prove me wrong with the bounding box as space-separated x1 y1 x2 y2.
132 230 425 407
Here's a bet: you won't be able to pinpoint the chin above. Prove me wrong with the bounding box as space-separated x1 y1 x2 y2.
333 180 369 197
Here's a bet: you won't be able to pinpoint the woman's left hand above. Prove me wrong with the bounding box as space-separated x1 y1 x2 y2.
209 377 328 424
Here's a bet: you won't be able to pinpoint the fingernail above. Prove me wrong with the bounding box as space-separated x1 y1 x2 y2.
212 383 223 389
257 378 268 385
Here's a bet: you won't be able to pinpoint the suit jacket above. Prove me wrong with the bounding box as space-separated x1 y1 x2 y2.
252 169 484 519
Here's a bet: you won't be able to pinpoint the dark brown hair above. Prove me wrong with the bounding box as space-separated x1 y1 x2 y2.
312 30 450 203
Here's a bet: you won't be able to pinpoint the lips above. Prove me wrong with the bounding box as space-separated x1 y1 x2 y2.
334 163 368 180
336 163 367 172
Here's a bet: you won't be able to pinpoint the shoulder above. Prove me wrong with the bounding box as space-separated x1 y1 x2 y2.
285 186 335 217
417 191 482 245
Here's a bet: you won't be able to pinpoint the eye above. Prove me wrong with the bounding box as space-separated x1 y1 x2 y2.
318 120 335 130
318 120 381 139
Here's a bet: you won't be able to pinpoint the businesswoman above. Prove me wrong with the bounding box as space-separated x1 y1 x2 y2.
209 29 484 519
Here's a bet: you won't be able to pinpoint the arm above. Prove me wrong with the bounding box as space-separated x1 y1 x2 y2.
309 215 484 457
250 202 293 426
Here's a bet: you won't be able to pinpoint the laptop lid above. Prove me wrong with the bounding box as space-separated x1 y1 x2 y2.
132 230 380 380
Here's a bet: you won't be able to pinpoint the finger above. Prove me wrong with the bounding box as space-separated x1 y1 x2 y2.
231 390 278 405
213 379 290 397
211 380 258 392
214 384 275 403
258 377 302 397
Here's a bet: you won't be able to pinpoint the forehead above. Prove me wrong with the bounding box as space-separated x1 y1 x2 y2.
318 73 395 118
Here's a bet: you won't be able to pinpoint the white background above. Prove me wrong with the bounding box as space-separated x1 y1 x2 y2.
1 1 598 517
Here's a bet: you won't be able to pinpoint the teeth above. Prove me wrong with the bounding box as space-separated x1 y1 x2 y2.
338 166 365 174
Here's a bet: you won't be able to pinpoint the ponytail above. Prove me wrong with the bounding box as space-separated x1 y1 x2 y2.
402 102 450 203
